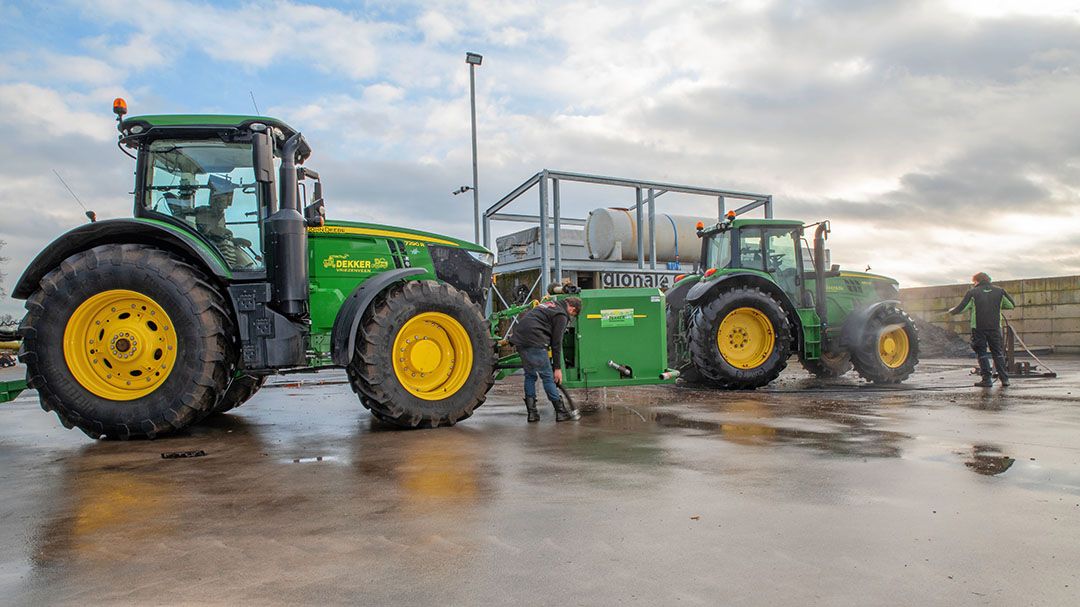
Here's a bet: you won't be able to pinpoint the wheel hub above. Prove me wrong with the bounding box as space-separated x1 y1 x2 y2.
63 289 178 401
717 307 776 370
878 327 910 369
392 312 473 401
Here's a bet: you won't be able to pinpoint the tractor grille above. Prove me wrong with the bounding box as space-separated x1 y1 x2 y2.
428 246 491 306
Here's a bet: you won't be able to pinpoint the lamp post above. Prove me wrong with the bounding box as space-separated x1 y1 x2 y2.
466 51 483 244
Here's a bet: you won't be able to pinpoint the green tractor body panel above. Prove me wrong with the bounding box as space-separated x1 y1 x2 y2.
305 221 491 366
807 271 901 341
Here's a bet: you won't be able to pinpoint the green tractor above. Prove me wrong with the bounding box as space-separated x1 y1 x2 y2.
666 214 919 388
12 100 496 439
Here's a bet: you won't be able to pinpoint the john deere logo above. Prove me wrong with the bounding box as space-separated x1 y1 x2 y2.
323 254 390 273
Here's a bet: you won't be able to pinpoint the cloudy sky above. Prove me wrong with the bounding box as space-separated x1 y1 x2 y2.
1 0 1079 317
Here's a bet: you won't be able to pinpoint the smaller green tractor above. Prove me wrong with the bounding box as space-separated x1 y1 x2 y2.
666 215 919 388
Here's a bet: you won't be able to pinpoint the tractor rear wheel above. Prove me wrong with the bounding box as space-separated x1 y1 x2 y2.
346 280 494 428
209 374 267 415
800 350 853 378
19 244 235 439
688 286 792 389
850 304 919 384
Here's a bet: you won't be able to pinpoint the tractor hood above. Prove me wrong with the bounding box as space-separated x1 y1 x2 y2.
310 221 492 255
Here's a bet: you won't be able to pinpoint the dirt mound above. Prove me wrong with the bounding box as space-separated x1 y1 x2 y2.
914 317 971 358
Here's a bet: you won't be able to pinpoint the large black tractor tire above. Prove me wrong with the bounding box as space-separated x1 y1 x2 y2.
800 350 853 378
19 244 236 439
688 286 793 389
209 374 267 415
850 304 920 384
346 280 495 428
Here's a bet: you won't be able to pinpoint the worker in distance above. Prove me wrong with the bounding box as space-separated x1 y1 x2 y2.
509 297 582 422
948 272 1015 387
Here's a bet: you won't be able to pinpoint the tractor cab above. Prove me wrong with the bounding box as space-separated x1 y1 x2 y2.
116 100 325 283
697 217 811 307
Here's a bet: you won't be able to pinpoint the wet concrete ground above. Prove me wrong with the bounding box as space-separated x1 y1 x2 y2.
1 358 1078 606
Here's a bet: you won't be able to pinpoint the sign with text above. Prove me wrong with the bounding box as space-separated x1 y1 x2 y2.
599 272 677 289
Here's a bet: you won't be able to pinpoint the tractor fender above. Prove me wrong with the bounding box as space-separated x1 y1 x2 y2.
12 219 231 300
330 268 426 366
665 275 701 311
684 271 802 338
839 299 901 349
685 272 795 311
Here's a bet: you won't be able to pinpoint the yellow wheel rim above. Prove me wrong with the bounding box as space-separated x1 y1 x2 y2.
392 312 473 401
878 327 910 369
63 289 178 401
717 307 776 369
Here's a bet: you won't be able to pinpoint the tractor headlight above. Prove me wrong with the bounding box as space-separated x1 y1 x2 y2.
467 250 494 266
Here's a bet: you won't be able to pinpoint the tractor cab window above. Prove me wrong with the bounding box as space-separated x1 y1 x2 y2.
705 231 732 269
142 139 264 271
737 229 765 270
764 229 799 298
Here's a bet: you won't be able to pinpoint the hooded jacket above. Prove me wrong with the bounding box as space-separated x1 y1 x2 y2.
509 300 571 368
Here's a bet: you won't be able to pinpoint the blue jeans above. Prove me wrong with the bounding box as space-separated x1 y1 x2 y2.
519 346 560 402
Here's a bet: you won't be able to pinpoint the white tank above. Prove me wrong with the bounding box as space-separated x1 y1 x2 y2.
585 207 711 263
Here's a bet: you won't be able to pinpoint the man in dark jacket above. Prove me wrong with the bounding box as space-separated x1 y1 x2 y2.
948 273 1015 387
509 297 582 422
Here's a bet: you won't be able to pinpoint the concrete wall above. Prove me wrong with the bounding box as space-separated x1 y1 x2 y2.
900 275 1080 354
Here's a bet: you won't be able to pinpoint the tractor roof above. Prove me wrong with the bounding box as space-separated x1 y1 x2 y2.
730 218 804 229
120 114 298 140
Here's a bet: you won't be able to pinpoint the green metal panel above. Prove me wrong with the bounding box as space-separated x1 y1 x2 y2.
562 288 675 389
306 222 450 364
797 308 822 359
0 378 28 403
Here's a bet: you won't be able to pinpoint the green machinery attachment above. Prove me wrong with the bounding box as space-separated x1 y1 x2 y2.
493 288 678 389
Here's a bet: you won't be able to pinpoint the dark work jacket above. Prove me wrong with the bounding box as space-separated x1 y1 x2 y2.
509 301 570 368
949 281 1016 330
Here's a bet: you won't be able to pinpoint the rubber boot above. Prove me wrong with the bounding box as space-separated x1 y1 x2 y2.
552 399 580 422
993 356 1010 387
975 355 994 387
524 396 539 422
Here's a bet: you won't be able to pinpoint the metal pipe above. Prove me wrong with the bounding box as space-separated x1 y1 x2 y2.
489 212 586 226
717 196 725 220
813 222 829 327
765 195 773 219
648 188 656 270
485 173 541 215
470 62 480 244
538 173 550 293
553 177 562 283
545 169 768 200
635 187 644 269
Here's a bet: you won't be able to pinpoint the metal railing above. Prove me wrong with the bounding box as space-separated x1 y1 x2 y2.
483 169 772 293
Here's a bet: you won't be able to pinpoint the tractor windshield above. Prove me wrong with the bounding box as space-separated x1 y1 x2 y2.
142 139 264 271
705 231 732 269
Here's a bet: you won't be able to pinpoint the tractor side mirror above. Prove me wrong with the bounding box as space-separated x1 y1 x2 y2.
253 132 274 183
304 199 326 227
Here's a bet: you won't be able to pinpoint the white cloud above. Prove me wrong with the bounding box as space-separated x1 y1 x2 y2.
0 83 116 141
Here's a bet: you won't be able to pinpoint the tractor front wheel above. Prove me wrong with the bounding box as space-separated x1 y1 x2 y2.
850 304 919 383
19 244 235 439
688 286 792 389
346 280 494 428
800 350 853 378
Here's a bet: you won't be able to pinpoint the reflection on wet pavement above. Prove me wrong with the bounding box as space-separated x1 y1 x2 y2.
964 444 1016 476
1 358 1079 605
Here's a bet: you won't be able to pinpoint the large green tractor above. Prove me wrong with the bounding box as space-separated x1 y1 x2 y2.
666 215 919 388
13 100 496 438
